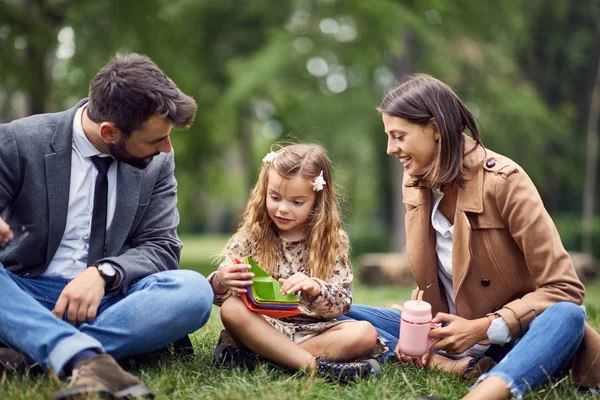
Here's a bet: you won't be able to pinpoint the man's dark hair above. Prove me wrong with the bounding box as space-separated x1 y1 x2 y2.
87 53 197 136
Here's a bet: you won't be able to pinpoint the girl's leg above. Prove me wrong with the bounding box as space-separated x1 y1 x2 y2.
466 302 586 400
220 296 316 371
299 321 378 361
339 304 401 361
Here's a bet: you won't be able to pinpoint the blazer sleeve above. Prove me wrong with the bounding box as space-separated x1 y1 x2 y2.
99 151 182 292
493 169 585 339
0 125 21 211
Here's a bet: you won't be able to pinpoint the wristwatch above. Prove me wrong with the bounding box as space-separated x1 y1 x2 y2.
95 262 117 288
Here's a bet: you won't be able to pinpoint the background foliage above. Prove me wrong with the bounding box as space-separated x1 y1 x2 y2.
1 0 599 256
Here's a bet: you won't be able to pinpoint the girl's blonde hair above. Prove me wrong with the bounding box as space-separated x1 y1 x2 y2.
230 143 349 280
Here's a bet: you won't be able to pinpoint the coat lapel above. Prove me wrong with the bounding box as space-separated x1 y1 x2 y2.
45 151 71 263
452 136 486 301
44 104 83 263
106 162 142 255
403 181 447 313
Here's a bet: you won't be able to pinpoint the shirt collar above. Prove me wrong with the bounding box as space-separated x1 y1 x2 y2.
72 105 108 158
431 188 454 236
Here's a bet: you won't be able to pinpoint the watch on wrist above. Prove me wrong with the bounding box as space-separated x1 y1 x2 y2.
95 262 117 288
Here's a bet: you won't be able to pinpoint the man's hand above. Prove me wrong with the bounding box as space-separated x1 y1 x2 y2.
0 218 14 246
52 267 106 326
429 313 490 354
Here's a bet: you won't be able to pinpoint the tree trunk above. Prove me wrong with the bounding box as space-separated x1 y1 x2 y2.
582 55 600 254
239 105 255 193
25 47 51 115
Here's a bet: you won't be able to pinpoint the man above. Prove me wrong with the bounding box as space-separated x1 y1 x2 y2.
0 53 212 399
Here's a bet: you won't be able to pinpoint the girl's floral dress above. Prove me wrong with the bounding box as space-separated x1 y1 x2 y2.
209 230 386 358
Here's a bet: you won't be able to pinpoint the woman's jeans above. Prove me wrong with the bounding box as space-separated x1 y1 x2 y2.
341 302 586 399
0 263 212 375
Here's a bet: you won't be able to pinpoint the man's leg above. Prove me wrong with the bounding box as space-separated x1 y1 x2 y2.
79 269 212 359
0 264 102 374
3 265 154 398
339 304 401 362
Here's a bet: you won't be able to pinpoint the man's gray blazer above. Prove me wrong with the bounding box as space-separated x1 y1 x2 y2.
0 100 182 292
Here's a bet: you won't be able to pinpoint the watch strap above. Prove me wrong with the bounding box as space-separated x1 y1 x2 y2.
94 262 117 288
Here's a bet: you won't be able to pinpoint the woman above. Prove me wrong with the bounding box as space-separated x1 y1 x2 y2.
345 74 600 399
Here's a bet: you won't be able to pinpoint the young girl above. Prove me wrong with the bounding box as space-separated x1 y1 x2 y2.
208 143 384 382
343 74 600 399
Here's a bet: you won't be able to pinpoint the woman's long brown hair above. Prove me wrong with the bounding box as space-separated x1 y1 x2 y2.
378 73 483 188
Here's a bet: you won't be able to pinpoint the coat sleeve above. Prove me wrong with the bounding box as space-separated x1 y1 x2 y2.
99 151 183 292
493 168 585 339
303 231 353 319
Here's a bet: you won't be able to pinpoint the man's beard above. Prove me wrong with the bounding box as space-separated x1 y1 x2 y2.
108 140 158 170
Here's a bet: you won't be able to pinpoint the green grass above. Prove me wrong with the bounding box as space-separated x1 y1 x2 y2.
2 235 599 399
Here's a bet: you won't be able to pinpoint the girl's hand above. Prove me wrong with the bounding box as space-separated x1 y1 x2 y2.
213 263 254 294
278 272 321 299
429 313 489 354
394 343 431 369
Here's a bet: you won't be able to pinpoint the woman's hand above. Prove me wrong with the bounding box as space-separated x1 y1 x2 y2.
394 342 432 369
278 272 321 299
212 263 254 294
391 302 432 368
429 313 489 354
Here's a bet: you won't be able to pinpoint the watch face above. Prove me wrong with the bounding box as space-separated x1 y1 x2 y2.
98 263 116 277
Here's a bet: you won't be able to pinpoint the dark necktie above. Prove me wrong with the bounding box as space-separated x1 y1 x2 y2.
87 156 114 266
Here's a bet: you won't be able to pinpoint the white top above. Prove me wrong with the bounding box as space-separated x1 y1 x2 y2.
42 105 117 278
431 189 511 356
431 188 456 314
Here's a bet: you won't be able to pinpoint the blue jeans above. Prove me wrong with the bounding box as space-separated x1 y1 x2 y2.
0 263 212 374
341 302 585 399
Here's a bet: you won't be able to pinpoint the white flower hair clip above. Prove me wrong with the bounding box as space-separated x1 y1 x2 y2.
262 151 278 163
312 170 326 192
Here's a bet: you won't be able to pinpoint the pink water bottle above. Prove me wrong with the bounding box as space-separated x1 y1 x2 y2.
398 299 440 357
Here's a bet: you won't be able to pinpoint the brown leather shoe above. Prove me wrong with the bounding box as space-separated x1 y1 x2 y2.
50 354 154 400
0 348 30 374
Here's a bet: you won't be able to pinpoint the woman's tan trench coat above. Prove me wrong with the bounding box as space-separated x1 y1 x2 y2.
403 136 600 388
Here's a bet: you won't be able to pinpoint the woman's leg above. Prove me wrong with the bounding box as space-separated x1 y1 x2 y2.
466 302 586 400
340 304 401 361
344 305 493 378
299 321 378 361
220 296 317 371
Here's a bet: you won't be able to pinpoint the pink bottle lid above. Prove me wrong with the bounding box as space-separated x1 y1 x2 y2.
401 300 433 324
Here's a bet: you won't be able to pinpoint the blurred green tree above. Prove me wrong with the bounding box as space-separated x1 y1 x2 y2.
0 0 598 256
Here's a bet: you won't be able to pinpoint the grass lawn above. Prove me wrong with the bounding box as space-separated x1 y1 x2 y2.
2 234 599 399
